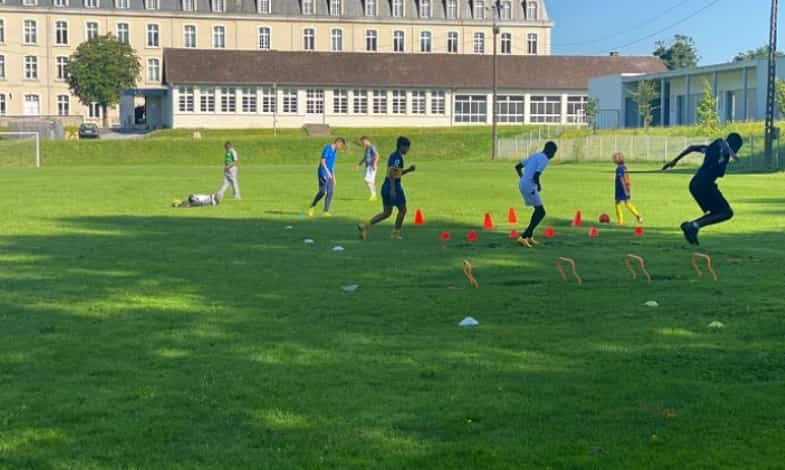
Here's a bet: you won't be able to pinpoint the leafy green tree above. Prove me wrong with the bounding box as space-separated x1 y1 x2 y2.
775 78 785 118
696 84 720 131
66 34 141 128
653 34 699 70
584 97 599 133
733 45 784 62
629 81 658 132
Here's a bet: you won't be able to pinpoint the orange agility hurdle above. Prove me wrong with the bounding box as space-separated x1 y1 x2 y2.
556 257 582 285
463 260 479 288
691 253 718 281
625 254 652 283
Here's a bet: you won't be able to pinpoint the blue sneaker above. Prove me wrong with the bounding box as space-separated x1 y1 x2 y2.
680 222 700 246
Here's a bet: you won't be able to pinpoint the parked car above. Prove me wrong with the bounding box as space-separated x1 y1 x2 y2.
78 123 100 139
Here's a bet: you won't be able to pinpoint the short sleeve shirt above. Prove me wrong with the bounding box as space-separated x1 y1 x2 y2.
224 148 238 166
318 145 337 178
363 145 378 167
520 152 549 186
388 151 404 183
695 139 732 182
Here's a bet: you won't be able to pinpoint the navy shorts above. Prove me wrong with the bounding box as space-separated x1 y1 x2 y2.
381 181 406 208
689 177 730 214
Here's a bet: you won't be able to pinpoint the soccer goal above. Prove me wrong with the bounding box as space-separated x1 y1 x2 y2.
0 132 41 168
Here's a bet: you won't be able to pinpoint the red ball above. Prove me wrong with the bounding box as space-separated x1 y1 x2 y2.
543 227 555 239
599 214 611 224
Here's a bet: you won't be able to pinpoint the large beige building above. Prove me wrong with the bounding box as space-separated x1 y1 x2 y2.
0 0 553 124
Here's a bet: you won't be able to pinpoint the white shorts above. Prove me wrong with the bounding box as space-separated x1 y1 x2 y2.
364 167 377 183
519 182 543 207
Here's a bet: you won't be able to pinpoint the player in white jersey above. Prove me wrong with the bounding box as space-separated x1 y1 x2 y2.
515 141 558 248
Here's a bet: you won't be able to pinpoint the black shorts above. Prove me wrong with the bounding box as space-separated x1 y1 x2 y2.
689 177 731 214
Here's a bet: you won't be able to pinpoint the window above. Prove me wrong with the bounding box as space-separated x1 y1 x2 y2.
393 31 405 53
448 32 458 53
501 33 511 54
182 0 195 11
420 0 431 17
455 95 487 123
55 21 68 45
0 94 5 115
184 25 197 48
56 56 68 80
84 0 98 7
220 87 237 112
147 24 160 47
331 29 343 51
88 102 101 118
446 0 457 18
24 56 38 80
241 87 257 113
211 0 225 12
333 89 348 114
57 95 70 116
497 95 524 123
420 31 432 53
54 0 68 6
117 23 129 43
86 22 99 41
24 95 40 116
353 89 368 114
303 28 315 51
372 90 387 114
116 0 129 8
474 0 485 19
147 58 160 82
24 20 37 44
306 89 324 114
365 30 377 52
392 0 403 17
302 0 314 14
365 0 376 16
22 0 38 5
200 88 216 112
179 87 195 112
145 0 159 9
0 20 4 43
392 90 406 114
567 96 589 123
473 32 485 54
527 33 538 55
329 0 341 16
261 88 276 113
0 55 5 80
527 0 538 20
258 27 271 49
282 88 297 113
501 1 512 19
530 95 561 123
259 0 271 14
213 26 225 48
411 91 426 114
431 90 446 114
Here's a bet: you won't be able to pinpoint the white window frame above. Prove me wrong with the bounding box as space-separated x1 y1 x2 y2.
116 23 129 43
393 30 405 53
391 0 404 17
446 0 457 19
567 96 589 124
473 32 485 54
55 20 69 45
22 0 39 5
85 21 99 41
211 0 226 13
365 29 377 52
24 55 38 80
302 0 314 14
454 95 487 123
23 94 41 116
420 0 431 17
115 0 130 8
352 89 368 114
372 89 387 114
200 87 216 113
57 95 70 116
147 57 160 82
420 31 432 53
146 24 160 48
430 90 446 115
178 87 195 113
447 31 458 53
392 90 407 115
0 94 5 116
184 25 197 48
258 0 271 14
333 89 348 114
241 87 257 113
144 0 159 10
213 25 226 48
411 90 426 115
83 0 98 8
0 55 5 80
53 0 68 5
56 56 68 80
365 0 377 16
500 1 512 20
220 87 237 113
23 19 38 45
282 88 298 113
306 89 324 114
181 0 195 11
530 95 561 123
0 19 5 44
527 0 538 20
88 102 102 119
261 87 276 113
329 0 341 16
331 28 343 52
501 32 511 54
258 26 271 50
303 28 315 51
527 33 538 55
474 0 485 19
496 95 524 123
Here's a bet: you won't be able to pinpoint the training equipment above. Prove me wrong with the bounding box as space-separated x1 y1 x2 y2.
634 226 644 237
691 253 718 281
645 301 659 307
599 214 611 224
459 316 479 327
543 227 555 239
285 226 294 230
572 211 583 227
509 229 520 239
440 231 451 241
0 131 41 168
414 209 425 225
304 239 315 245
707 321 725 329
341 284 359 292
625 254 652 283
588 227 599 238
556 257 582 285
507 208 519 224
483 213 495 230
463 260 479 288
332 246 345 252
467 231 478 242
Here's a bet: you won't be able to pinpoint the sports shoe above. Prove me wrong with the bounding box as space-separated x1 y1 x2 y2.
528 237 539 246
322 212 333 217
307 207 315 217
680 222 700 246
369 195 378 202
516 236 533 248
358 224 368 241
636 216 644 224
391 230 403 240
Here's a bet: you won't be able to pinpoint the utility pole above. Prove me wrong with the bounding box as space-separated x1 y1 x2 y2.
491 2 500 160
764 0 778 167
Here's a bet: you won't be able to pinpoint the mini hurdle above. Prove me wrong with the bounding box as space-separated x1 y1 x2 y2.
691 253 718 281
556 257 582 285
463 260 479 288
625 254 652 283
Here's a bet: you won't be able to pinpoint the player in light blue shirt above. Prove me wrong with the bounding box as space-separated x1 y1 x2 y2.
308 137 346 217
515 141 558 248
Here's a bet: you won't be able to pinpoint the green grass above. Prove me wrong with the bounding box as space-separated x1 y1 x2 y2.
1 154 784 469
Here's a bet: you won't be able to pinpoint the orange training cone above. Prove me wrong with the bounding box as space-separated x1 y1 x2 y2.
483 213 495 230
414 209 425 226
572 211 583 227
507 208 519 224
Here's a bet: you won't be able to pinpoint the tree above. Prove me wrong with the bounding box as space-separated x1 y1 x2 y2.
733 45 784 62
653 34 699 70
696 84 720 131
629 81 658 132
775 78 785 118
584 97 599 133
66 34 140 128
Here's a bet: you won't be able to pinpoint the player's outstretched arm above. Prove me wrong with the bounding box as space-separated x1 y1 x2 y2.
402 165 416 176
515 162 524 177
662 145 707 170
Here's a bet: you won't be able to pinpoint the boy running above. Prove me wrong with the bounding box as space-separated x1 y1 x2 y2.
216 142 241 201
613 152 643 225
308 137 346 217
356 136 380 201
662 133 743 245
358 136 416 240
515 141 558 248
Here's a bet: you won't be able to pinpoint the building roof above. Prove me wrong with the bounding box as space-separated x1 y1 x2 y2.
163 49 666 90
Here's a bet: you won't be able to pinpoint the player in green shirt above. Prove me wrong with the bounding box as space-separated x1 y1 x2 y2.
216 141 241 201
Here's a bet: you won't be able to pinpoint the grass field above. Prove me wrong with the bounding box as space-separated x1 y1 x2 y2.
1 141 785 469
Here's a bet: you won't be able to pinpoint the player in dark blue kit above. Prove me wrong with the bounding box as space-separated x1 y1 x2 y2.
662 133 743 245
358 137 416 240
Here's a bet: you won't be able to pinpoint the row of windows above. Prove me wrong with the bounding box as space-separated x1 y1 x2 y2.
0 53 159 83
1 19 539 55
13 0 540 21
457 95 588 123
0 92 102 118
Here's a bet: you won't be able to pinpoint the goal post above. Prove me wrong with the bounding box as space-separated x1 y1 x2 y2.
0 132 41 168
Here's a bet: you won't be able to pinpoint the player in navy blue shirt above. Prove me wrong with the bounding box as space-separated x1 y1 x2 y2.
358 136 416 240
662 133 743 245
308 137 345 217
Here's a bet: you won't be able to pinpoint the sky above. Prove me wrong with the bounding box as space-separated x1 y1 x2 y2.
548 0 776 64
